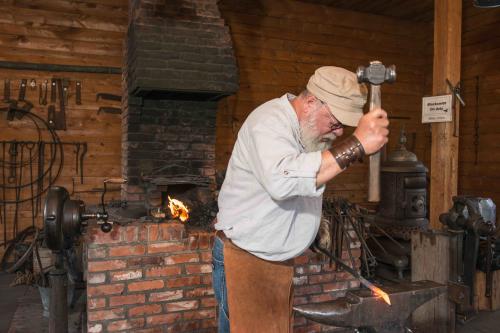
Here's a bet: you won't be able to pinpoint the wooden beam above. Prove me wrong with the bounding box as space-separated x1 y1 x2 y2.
0 61 121 74
429 0 462 229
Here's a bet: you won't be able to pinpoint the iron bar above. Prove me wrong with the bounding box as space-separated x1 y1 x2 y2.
316 246 390 305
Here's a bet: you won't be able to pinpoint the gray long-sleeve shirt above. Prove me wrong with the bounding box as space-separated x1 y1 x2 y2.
215 94 325 261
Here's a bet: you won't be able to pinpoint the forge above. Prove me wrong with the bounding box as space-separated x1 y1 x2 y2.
119 0 239 228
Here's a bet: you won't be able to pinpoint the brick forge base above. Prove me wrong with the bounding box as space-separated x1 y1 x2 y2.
85 221 359 333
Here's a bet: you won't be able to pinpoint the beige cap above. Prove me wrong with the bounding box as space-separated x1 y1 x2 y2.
306 66 368 127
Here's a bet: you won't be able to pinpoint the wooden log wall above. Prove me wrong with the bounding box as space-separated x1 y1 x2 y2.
459 2 500 209
216 0 432 205
0 0 127 251
459 4 500 311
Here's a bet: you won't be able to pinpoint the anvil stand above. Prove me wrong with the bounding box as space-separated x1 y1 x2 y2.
294 280 447 333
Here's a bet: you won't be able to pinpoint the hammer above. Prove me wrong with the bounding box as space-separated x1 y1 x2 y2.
356 61 396 202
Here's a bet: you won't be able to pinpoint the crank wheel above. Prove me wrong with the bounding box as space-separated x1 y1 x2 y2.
43 186 69 251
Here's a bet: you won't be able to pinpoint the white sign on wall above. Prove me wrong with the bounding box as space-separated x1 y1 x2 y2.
422 94 453 123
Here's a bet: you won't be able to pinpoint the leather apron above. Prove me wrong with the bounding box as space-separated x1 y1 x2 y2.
222 236 295 333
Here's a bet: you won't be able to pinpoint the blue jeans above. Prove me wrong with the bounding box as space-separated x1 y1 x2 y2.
212 236 230 333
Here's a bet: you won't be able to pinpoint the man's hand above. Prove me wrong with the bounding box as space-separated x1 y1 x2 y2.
353 108 389 155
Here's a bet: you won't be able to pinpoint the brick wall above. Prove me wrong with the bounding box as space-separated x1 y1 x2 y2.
293 249 360 333
85 222 358 333
121 98 219 202
86 222 215 333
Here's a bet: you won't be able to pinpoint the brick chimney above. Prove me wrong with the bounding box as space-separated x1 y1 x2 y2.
121 0 238 204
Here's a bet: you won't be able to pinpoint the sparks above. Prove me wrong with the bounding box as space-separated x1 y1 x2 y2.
167 196 190 222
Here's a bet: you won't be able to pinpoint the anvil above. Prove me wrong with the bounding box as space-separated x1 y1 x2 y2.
294 280 446 333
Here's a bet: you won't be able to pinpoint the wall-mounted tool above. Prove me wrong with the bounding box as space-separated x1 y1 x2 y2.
446 79 466 107
357 61 397 202
50 79 56 103
1 139 84 208
75 81 82 105
18 79 27 101
39 80 48 105
29 79 36 91
5 100 33 121
96 93 121 102
47 105 56 129
62 79 69 106
35 142 45 217
97 106 121 115
3 79 10 101
74 143 80 175
446 78 466 137
7 141 17 184
79 143 87 184
55 79 67 130
96 92 121 115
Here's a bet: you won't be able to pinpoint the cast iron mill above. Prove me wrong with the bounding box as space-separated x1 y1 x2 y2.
43 178 125 333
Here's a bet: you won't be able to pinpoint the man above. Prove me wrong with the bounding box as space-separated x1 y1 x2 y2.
212 66 389 333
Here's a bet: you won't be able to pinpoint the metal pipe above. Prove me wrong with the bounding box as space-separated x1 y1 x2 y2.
49 268 68 333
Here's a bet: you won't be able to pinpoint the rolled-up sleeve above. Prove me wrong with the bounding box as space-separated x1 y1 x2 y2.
241 119 325 201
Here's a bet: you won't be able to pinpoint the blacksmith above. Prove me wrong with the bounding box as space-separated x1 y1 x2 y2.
212 66 389 333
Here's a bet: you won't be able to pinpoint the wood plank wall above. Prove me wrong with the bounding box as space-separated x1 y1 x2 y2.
216 0 432 204
0 0 126 249
0 0 439 250
459 2 500 208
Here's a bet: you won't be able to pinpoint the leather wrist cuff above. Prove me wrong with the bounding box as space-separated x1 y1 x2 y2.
329 135 365 170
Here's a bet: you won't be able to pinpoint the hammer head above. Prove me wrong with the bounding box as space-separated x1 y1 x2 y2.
357 61 396 85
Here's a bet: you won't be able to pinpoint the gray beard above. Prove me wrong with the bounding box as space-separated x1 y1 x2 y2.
300 111 337 153
302 134 335 153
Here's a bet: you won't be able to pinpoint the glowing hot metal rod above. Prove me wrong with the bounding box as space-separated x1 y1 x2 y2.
316 246 391 305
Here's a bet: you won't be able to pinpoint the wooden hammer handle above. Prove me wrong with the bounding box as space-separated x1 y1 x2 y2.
368 85 381 202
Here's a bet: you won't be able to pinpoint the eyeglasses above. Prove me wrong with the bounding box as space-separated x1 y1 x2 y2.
318 99 344 131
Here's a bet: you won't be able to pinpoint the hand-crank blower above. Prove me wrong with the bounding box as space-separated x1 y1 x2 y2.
43 178 125 333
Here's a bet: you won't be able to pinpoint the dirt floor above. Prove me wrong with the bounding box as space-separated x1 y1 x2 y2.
0 272 27 333
0 272 84 333
456 310 500 333
0 272 499 333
